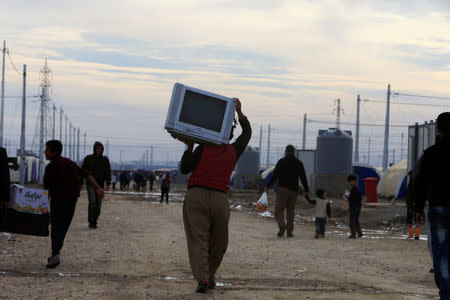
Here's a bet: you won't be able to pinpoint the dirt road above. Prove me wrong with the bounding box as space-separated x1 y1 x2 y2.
0 190 438 299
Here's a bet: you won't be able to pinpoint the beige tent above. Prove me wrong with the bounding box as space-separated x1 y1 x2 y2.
377 159 407 199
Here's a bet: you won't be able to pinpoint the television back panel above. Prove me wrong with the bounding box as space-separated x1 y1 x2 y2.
165 83 235 145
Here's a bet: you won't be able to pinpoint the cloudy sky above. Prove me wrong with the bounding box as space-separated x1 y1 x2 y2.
1 0 449 166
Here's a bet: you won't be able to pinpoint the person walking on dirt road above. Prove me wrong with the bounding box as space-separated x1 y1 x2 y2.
346 174 363 239
405 171 421 239
179 98 251 293
160 174 171 204
44 140 104 268
265 144 311 238
82 141 111 229
415 112 450 300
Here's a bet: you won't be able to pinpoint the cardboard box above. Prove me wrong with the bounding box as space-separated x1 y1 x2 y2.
8 184 49 215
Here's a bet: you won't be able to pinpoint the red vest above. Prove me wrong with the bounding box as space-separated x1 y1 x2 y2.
188 144 237 193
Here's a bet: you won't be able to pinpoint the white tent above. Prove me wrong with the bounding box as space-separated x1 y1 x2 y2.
377 159 407 199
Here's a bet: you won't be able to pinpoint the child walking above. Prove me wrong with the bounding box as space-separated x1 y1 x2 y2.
345 174 363 239
312 189 331 238
405 171 420 239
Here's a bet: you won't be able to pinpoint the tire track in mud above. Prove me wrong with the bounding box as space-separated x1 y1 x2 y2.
0 270 435 298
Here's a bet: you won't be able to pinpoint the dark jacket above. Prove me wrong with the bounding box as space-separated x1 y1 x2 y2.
266 154 310 193
348 186 362 210
405 177 414 209
0 147 10 203
415 136 450 212
161 177 171 191
82 142 111 188
181 115 252 175
44 156 88 205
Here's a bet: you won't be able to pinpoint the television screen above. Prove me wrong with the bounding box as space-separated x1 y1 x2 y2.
179 90 228 132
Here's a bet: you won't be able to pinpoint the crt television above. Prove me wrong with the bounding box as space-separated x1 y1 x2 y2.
165 83 236 145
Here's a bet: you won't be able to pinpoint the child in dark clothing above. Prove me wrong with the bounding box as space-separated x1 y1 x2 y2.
312 189 331 238
44 140 104 268
160 174 171 204
345 174 363 239
405 171 420 239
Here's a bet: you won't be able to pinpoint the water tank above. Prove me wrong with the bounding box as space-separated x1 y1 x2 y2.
316 128 353 175
236 146 260 175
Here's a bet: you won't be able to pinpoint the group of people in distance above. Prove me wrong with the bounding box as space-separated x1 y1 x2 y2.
115 170 156 193
0 98 449 298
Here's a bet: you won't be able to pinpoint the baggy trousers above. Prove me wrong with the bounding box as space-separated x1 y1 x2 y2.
349 207 362 237
51 200 77 256
275 187 298 234
183 187 230 282
87 185 102 226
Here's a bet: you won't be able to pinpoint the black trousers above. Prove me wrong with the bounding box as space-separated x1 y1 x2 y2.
51 200 77 256
161 189 169 203
87 185 102 226
349 207 362 237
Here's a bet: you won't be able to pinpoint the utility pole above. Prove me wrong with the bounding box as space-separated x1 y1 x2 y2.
64 114 68 156
72 126 76 161
266 124 271 167
39 59 51 184
354 95 361 162
302 114 307 150
59 107 63 141
38 87 46 184
258 125 262 168
150 146 153 167
259 125 262 152
0 41 6 147
383 84 391 171
367 137 371 165
19 65 26 185
52 104 56 139
83 132 86 159
69 123 72 159
77 127 80 164
333 99 343 129
400 132 404 161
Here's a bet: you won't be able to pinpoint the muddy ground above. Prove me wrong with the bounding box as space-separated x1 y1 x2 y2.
0 185 438 299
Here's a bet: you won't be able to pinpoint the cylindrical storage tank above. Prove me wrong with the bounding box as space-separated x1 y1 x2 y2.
236 146 260 175
315 129 353 175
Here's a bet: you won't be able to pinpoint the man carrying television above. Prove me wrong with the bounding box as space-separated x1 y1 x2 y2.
179 98 251 293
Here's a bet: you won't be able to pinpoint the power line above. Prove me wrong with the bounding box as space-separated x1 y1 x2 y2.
364 98 450 108
4 95 40 98
7 51 22 76
393 92 450 101
309 119 408 128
